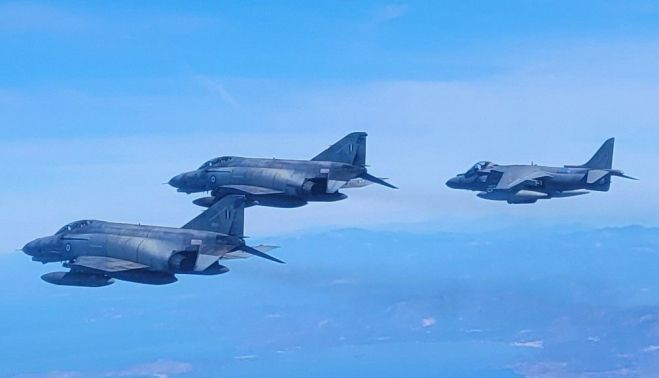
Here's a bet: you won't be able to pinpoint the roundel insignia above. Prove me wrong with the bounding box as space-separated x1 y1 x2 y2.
210 175 217 184
65 243 72 252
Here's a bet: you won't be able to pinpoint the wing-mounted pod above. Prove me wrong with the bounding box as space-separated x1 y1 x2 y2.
41 271 115 287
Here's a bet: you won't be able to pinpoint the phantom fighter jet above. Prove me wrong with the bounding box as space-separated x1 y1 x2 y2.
446 138 636 204
22 196 282 287
169 132 396 209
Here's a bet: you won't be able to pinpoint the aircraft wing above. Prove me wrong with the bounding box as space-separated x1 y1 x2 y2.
493 168 553 191
216 185 284 195
70 256 150 272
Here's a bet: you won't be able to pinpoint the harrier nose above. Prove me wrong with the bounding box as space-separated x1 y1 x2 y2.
446 177 460 189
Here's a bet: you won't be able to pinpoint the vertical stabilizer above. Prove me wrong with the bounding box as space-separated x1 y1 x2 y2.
182 195 245 236
311 132 367 166
568 138 615 169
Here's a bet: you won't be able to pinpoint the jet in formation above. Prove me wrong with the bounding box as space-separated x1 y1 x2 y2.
21 196 283 287
168 132 397 209
446 138 636 204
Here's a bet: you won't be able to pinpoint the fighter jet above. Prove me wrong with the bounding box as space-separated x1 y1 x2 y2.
446 138 636 204
168 132 396 209
21 195 283 287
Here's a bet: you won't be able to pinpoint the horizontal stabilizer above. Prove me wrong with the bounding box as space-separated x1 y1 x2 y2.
224 245 279 260
360 172 398 189
609 169 638 180
240 245 285 264
586 169 638 184
253 245 280 253
342 178 378 189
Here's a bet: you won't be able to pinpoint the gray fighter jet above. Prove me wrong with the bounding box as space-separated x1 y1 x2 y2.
21 195 283 287
169 132 397 208
446 138 636 204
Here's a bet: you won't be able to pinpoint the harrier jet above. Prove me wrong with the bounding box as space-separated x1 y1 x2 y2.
446 138 636 204
169 132 396 208
22 196 282 287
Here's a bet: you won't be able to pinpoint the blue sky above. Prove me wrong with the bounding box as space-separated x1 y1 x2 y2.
1 0 658 249
2 1 659 86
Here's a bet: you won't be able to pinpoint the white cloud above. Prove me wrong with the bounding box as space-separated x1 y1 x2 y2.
643 345 659 353
512 340 544 349
421 317 436 328
195 75 240 109
101 359 192 377
233 355 258 361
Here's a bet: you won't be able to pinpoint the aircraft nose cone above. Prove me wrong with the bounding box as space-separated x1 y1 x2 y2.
446 177 460 189
168 174 185 188
22 239 40 256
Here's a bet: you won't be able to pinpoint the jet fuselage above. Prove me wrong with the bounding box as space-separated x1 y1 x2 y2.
22 220 238 284
447 165 606 193
170 157 364 207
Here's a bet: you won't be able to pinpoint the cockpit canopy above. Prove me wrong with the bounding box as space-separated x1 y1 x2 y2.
56 220 93 235
198 156 233 170
464 161 493 177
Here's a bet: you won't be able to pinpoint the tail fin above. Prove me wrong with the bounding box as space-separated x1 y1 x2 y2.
567 138 615 169
311 132 367 166
182 195 245 236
